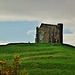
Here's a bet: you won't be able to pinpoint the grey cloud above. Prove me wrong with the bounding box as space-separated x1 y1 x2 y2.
0 0 75 32
1 0 75 16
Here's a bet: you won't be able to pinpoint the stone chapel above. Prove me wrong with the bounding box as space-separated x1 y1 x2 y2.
35 23 63 43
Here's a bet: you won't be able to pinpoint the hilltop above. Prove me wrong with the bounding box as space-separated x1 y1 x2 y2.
0 43 75 75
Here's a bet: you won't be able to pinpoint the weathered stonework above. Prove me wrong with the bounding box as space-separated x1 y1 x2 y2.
35 23 63 43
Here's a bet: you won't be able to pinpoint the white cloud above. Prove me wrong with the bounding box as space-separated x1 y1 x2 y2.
63 33 75 46
0 40 8 45
26 30 35 35
0 43 8 45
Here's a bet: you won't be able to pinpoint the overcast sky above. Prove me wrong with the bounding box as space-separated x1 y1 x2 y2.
0 0 75 46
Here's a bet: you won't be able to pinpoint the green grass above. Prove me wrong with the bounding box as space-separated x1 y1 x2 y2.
0 43 75 75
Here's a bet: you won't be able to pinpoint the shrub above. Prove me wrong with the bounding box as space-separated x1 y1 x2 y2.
0 55 28 75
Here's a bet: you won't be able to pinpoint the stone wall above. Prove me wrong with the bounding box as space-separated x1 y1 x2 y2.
35 23 63 43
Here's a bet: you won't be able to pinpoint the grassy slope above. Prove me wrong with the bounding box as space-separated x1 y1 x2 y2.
0 43 75 75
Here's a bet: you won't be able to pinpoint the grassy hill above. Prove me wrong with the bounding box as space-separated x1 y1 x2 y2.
0 43 75 75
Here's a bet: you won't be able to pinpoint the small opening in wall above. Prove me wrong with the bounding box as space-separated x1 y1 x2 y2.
39 33 42 40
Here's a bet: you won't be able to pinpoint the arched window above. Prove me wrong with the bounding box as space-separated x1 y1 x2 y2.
39 33 42 40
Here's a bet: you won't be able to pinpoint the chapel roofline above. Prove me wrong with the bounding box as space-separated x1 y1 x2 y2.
40 23 63 27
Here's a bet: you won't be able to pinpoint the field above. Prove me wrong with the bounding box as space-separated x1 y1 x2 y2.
0 43 75 75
